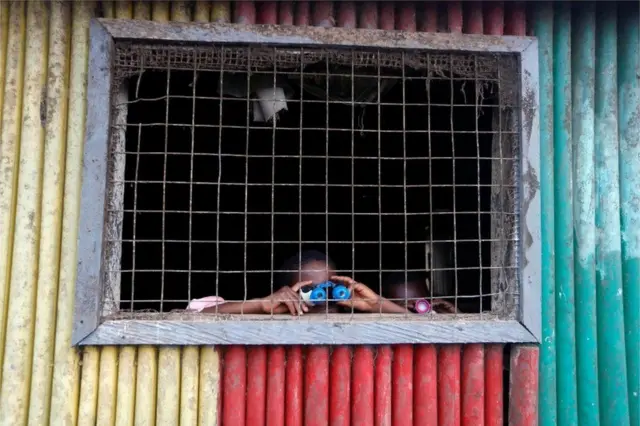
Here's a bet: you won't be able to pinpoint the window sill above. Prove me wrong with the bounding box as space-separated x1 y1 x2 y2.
77 316 537 345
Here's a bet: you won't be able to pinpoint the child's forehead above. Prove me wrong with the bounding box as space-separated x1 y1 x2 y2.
398 279 426 288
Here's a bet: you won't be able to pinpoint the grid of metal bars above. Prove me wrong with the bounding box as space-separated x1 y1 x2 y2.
103 44 520 319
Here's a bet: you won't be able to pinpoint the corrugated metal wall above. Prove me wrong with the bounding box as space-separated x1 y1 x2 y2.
0 1 637 425
217 344 538 426
533 2 639 426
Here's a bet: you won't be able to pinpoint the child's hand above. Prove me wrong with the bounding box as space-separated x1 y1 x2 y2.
330 276 381 312
431 299 457 314
259 281 312 315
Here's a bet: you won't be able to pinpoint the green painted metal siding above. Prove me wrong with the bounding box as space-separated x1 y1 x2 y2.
535 2 639 425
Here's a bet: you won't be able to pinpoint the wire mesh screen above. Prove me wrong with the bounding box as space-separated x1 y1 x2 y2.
104 43 521 320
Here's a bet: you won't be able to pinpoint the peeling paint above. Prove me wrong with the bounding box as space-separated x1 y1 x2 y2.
552 4 579 424
0 0 27 391
594 6 632 425
617 6 640 425
0 2 50 423
572 9 597 266
618 65 640 259
595 106 622 257
39 87 47 127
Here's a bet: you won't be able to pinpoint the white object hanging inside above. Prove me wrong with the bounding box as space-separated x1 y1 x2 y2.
252 86 288 122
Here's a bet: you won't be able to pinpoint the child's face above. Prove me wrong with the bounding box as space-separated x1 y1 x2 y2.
386 280 428 310
294 260 339 313
294 260 335 285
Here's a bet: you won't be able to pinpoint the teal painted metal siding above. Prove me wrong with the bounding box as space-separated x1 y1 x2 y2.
618 5 640 426
533 4 558 425
572 4 599 426
594 6 629 426
534 2 639 425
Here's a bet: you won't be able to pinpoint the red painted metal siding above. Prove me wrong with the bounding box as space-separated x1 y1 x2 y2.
220 345 537 426
267 347 286 426
225 0 528 36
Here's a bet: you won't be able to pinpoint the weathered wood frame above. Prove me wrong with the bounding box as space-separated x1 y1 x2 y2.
72 18 541 346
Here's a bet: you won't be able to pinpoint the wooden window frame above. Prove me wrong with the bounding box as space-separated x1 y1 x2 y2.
72 18 541 346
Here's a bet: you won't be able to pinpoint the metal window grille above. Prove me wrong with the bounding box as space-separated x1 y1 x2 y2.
103 43 520 320
73 19 540 345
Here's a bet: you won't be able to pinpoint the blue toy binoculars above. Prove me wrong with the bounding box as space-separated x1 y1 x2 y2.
299 281 351 305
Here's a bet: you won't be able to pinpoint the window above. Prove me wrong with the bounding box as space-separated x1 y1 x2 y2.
73 19 540 345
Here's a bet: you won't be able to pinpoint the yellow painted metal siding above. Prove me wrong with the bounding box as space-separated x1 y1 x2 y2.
0 2 223 424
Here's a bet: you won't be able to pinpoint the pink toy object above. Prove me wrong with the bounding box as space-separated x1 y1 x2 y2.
414 299 432 314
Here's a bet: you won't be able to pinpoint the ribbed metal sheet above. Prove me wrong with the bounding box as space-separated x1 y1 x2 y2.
0 2 637 426
218 344 528 426
224 0 529 36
